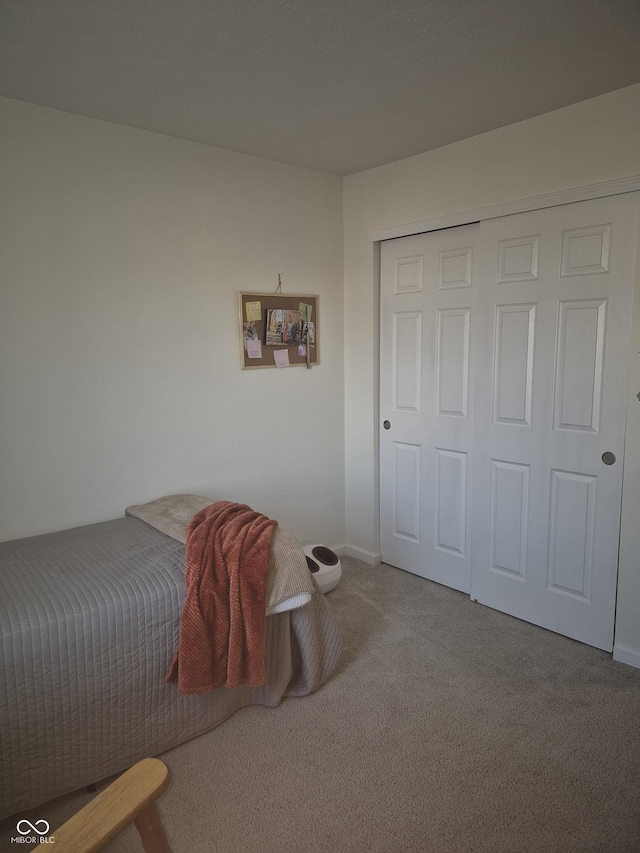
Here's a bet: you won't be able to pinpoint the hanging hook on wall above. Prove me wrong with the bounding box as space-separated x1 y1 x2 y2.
275 273 282 293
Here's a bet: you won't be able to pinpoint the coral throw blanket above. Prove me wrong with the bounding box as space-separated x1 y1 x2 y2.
166 501 277 694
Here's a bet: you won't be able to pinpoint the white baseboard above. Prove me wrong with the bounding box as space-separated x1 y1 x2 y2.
335 544 381 565
613 644 640 670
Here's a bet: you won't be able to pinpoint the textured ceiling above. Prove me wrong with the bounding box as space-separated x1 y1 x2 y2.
1 0 639 175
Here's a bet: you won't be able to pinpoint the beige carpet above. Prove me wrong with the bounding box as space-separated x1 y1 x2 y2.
4 556 640 852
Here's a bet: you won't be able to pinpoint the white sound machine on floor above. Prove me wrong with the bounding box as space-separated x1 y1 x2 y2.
298 541 342 594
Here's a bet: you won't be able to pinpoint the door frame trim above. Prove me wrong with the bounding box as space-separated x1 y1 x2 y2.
368 175 640 243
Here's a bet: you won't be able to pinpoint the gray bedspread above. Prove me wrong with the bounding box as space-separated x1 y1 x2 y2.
0 515 341 819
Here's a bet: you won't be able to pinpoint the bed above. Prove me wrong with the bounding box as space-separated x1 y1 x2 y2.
0 496 342 819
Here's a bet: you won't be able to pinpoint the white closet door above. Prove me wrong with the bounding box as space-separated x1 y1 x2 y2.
380 192 638 650
380 224 480 593
471 193 639 651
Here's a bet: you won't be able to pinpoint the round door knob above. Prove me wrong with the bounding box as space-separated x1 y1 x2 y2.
602 451 616 466
383 420 391 430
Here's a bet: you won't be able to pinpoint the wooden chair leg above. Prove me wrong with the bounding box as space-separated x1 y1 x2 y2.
134 801 172 853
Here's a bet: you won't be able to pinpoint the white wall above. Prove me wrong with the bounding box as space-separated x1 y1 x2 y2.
0 97 345 547
343 83 640 657
4 84 640 658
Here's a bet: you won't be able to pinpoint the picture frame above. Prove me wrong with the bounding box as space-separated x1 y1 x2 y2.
238 291 319 369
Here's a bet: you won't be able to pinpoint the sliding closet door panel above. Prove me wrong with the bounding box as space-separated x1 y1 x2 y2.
471 193 639 651
380 225 480 593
